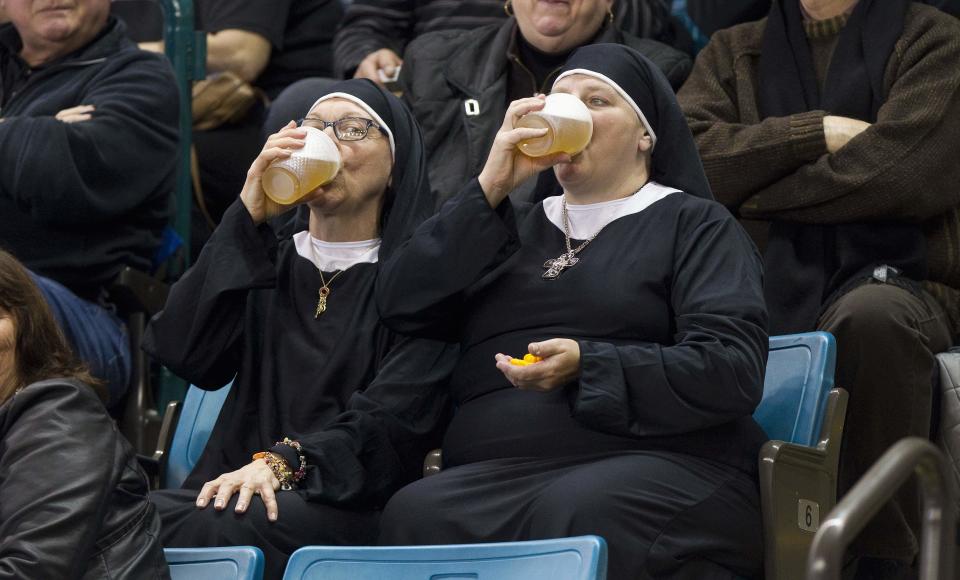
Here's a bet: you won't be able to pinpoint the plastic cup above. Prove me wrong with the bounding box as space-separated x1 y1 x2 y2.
516 93 593 157
262 126 342 205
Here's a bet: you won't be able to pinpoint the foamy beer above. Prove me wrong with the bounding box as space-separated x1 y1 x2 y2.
516 93 593 157
262 126 342 205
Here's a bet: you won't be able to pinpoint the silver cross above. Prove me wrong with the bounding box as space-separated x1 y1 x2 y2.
542 251 579 279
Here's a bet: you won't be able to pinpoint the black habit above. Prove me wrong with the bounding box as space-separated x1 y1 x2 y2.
375 45 769 580
144 80 454 580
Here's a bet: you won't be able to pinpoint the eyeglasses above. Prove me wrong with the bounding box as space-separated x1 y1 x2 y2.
298 116 382 141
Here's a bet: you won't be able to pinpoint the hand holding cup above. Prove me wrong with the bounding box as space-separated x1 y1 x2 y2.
478 96 573 208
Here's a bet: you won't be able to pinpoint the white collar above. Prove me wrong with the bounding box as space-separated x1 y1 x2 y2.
293 231 381 271
542 181 680 240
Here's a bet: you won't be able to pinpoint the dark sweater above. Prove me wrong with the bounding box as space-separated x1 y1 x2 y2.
678 3 960 336
0 18 179 300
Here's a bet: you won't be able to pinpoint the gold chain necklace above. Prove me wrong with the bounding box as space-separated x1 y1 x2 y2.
315 269 345 317
542 197 603 279
308 236 345 317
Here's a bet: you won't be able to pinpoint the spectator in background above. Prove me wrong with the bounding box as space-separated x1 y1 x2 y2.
0 0 179 409
678 0 960 577
266 0 682 135
400 0 691 206
0 249 168 579
671 0 955 56
336 0 678 81
135 0 344 252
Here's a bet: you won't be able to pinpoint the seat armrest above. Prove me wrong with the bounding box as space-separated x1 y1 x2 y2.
107 266 169 315
761 388 848 580
423 449 442 478
152 401 181 489
134 401 181 490
153 401 182 463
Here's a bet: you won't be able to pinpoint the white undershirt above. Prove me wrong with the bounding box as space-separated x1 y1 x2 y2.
293 231 381 271
542 181 681 240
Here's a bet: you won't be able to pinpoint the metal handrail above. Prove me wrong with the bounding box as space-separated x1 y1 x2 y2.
160 0 205 268
807 437 957 580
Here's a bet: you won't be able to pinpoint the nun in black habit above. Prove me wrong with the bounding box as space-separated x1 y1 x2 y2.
145 79 454 580
375 45 769 579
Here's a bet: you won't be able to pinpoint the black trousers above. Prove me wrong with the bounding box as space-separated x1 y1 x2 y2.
151 489 379 580
818 281 953 561
378 451 763 580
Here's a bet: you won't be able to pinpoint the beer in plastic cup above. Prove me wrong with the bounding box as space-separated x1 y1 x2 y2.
516 93 593 157
262 126 342 205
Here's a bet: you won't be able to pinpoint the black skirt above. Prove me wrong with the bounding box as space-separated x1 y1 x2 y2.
378 451 763 580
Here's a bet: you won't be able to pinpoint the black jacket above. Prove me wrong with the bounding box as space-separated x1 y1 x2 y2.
400 19 692 206
0 18 179 300
0 379 169 579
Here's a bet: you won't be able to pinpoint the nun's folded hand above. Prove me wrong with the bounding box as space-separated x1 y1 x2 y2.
240 121 308 224
823 115 871 154
494 338 580 392
478 96 571 208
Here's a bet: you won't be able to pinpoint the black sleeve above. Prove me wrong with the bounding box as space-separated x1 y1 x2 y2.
333 0 416 77
0 384 119 580
0 52 178 226
375 179 522 341
573 203 769 436
198 0 291 48
270 335 456 506
143 201 280 389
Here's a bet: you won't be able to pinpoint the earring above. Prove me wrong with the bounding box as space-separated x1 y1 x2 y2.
504 0 514 17
607 7 614 24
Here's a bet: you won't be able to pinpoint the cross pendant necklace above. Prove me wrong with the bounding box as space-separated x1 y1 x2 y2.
542 251 579 279
542 197 600 280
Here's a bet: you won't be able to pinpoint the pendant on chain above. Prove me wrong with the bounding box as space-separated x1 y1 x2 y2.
542 251 579 279
315 287 331 318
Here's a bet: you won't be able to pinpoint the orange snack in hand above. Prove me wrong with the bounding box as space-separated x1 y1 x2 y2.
509 353 543 366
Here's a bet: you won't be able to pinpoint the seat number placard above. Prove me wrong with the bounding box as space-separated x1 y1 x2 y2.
798 499 820 532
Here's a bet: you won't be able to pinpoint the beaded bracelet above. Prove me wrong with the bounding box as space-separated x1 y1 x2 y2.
274 437 307 484
263 452 295 490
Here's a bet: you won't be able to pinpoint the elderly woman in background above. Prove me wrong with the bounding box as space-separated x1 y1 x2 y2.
400 0 691 206
375 44 767 579
0 249 168 579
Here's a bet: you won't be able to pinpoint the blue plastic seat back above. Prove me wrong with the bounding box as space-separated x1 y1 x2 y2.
753 332 837 447
165 381 233 489
282 536 607 580
166 546 264 580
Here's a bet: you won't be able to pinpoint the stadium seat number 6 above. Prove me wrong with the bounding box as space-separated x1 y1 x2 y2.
797 499 820 532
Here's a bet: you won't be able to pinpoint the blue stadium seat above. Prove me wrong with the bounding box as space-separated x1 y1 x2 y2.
166 546 265 580
754 331 836 446
754 332 847 580
281 536 607 580
164 381 233 489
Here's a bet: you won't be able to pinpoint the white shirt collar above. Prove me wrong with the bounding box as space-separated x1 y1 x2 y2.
293 231 381 271
542 181 681 240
